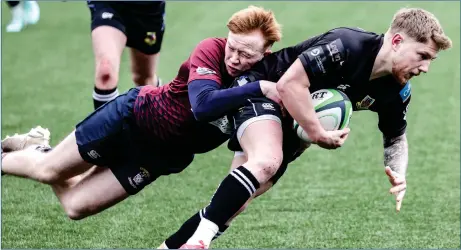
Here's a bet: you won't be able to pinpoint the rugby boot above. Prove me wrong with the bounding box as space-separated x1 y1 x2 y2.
24 1 40 25
6 3 25 33
2 126 51 152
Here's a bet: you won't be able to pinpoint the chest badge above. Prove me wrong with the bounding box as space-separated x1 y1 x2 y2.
356 95 375 110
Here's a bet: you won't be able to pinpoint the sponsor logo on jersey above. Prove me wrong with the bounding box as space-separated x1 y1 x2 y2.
399 82 411 102
306 46 326 75
337 84 350 91
196 67 217 75
356 95 375 110
403 104 409 120
326 39 344 63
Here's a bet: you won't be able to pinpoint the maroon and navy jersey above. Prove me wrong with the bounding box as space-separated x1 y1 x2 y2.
133 38 235 153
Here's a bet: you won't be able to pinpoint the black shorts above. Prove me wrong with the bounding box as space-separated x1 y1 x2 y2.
75 87 194 195
228 97 306 184
87 1 166 55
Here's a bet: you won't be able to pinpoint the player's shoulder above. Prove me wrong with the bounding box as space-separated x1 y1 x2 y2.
295 27 382 52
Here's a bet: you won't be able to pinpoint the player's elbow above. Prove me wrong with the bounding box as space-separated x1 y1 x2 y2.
192 105 213 122
275 80 286 95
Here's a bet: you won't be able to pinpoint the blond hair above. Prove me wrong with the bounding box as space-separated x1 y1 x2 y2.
227 5 282 48
389 8 452 50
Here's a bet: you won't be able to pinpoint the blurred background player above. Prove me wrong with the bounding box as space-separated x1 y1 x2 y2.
87 1 166 109
5 1 40 32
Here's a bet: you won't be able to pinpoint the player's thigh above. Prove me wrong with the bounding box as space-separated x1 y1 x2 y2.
240 119 283 159
62 166 129 218
38 131 93 182
88 2 127 72
236 100 283 159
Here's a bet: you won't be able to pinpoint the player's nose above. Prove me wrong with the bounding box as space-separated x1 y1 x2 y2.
229 52 240 64
419 61 430 74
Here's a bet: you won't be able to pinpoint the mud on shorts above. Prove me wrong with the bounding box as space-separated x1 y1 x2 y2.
87 1 166 55
228 97 307 185
75 87 194 195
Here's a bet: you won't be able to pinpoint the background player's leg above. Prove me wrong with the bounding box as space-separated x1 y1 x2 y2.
129 49 161 87
5 1 40 33
5 1 24 32
91 26 126 109
183 119 283 248
53 166 129 220
23 1 40 25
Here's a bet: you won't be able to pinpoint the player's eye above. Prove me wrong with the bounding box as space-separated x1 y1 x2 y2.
242 53 251 59
419 53 430 60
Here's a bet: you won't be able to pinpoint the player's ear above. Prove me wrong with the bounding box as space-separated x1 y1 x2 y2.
391 33 404 51
263 46 272 56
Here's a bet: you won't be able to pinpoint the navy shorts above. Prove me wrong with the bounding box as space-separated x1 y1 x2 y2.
87 1 166 55
227 97 307 185
75 87 194 195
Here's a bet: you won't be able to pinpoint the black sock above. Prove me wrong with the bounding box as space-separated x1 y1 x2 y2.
204 166 260 227
92 87 118 110
164 207 229 249
7 1 20 8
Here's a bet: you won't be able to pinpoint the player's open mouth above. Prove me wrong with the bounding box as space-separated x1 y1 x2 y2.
227 65 240 73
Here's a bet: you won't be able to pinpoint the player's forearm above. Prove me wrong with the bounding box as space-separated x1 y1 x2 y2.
188 79 263 121
383 133 408 176
277 81 324 141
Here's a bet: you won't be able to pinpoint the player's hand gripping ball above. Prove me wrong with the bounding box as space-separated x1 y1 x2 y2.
294 89 353 143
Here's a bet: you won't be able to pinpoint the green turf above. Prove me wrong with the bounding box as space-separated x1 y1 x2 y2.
1 1 460 248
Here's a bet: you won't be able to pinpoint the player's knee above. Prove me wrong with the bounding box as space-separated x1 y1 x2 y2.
246 154 283 183
34 159 64 184
95 58 118 89
132 71 155 86
65 205 87 221
63 196 93 220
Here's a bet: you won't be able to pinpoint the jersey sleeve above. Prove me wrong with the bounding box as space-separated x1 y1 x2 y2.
377 82 412 138
188 38 224 85
297 32 348 84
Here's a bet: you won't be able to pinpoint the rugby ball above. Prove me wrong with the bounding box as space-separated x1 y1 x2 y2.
293 89 353 143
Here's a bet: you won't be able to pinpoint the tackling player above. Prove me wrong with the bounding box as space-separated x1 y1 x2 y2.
162 8 452 249
1 6 283 221
87 1 166 109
